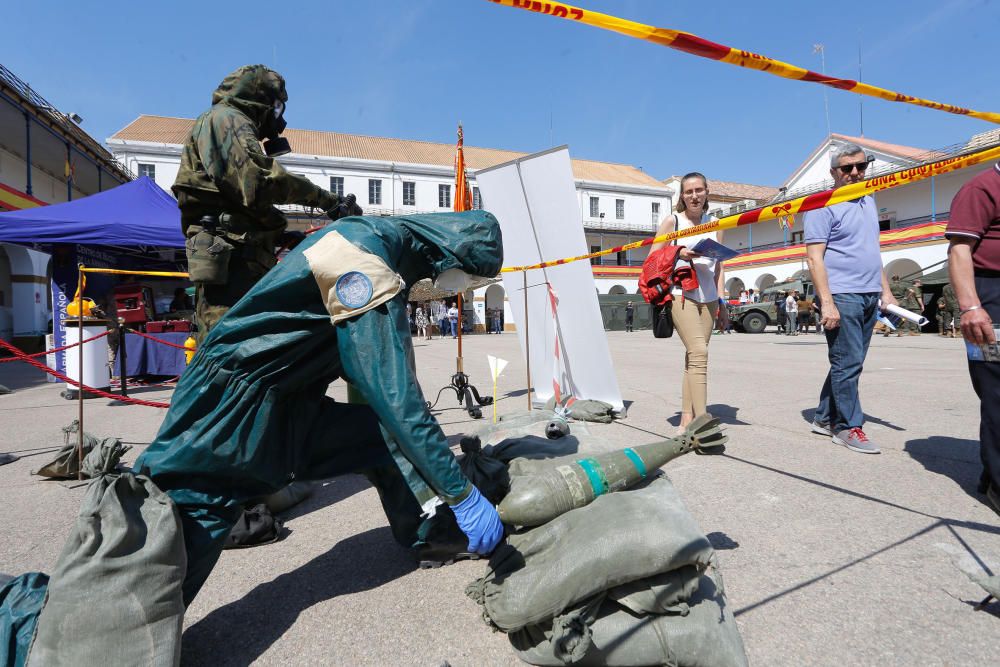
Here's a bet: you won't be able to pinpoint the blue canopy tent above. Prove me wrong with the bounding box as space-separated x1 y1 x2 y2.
0 176 183 247
0 176 186 378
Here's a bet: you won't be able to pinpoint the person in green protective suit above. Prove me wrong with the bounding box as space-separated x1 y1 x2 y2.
175 64 360 340
133 210 505 605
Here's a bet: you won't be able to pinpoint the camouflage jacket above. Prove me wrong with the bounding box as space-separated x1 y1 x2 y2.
942 283 959 311
172 65 339 239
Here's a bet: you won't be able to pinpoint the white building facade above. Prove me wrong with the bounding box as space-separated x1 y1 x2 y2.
107 116 674 330
719 133 995 298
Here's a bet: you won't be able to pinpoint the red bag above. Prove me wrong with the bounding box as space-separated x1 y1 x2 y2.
639 246 700 306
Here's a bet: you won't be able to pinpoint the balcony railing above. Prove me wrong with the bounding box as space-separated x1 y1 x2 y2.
731 212 948 255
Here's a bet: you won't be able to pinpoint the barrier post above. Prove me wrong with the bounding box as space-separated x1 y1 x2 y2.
76 263 85 481
523 271 531 411
118 319 128 399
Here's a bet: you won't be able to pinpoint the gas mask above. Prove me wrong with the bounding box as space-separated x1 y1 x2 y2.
433 268 479 294
262 99 291 157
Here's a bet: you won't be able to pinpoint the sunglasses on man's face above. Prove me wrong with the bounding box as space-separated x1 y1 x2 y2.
836 161 870 175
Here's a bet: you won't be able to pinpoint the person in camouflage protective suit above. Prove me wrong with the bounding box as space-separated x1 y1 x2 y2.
174 64 359 340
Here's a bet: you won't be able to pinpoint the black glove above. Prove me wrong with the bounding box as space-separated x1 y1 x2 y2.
327 193 363 222
278 230 307 251
346 193 363 216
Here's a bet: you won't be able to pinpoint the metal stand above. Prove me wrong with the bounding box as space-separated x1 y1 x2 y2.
425 291 492 419
427 371 493 419
117 319 128 399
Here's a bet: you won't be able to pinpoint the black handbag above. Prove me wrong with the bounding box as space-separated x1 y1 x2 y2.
652 301 674 339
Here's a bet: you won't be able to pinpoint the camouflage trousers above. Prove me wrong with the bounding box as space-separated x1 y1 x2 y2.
194 251 275 344
898 301 923 334
937 310 957 333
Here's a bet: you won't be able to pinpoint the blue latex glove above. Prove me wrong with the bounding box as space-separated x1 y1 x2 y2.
451 486 504 555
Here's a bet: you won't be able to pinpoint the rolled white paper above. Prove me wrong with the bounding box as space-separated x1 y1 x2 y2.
884 303 929 327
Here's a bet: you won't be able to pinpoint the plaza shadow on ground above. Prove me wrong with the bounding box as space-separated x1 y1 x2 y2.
666 404 749 428
905 436 984 501
181 526 415 666
799 408 905 432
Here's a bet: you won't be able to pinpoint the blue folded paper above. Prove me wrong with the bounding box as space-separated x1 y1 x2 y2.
691 238 740 261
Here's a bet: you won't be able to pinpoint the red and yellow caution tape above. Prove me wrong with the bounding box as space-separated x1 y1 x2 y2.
500 144 1000 273
487 0 1000 125
80 267 190 278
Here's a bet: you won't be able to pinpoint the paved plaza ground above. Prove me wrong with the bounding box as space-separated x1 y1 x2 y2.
1 327 998 665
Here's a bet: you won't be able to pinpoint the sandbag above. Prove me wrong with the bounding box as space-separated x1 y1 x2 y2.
607 564 703 616
27 473 186 667
472 410 567 447
31 421 130 480
484 435 582 465
466 478 714 632
543 397 615 424
510 564 748 667
0 573 48 667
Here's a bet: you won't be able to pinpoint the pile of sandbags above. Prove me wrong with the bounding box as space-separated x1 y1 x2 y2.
31 421 130 480
464 414 747 666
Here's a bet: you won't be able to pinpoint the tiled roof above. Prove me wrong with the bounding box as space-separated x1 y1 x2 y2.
660 176 778 202
110 115 666 188
830 133 937 161
704 179 778 202
782 133 940 189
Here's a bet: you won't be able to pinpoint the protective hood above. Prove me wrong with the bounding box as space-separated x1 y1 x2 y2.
393 210 503 286
338 211 503 289
210 64 287 130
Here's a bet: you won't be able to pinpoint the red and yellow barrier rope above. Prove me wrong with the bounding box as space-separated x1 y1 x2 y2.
487 0 1000 125
500 144 1000 273
80 267 189 278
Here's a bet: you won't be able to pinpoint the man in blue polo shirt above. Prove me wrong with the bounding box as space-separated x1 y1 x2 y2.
805 143 898 454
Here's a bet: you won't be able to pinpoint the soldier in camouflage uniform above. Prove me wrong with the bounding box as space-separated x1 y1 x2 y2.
939 282 959 337
885 275 908 336
174 64 359 340
899 279 924 335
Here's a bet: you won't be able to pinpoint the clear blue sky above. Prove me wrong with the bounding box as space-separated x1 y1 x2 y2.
5 0 998 186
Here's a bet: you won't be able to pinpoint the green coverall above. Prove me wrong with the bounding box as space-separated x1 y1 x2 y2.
134 211 503 604
173 65 343 339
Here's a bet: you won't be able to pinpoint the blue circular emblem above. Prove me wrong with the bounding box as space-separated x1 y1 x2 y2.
335 271 373 309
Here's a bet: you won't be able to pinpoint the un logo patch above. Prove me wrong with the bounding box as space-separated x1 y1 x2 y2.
335 271 374 309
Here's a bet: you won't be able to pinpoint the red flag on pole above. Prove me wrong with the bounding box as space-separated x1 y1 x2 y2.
454 124 472 213
453 124 472 368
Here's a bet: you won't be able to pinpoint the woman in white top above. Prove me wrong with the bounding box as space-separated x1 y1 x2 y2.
651 172 726 432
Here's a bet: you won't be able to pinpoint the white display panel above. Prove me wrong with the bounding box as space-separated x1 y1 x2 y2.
476 147 624 413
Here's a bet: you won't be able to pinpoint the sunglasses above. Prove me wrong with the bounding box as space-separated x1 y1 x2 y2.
836 160 871 175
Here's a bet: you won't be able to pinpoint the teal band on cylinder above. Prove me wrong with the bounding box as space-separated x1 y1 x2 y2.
623 448 647 478
577 458 609 497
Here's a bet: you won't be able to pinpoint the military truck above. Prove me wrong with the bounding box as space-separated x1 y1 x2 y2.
729 277 815 333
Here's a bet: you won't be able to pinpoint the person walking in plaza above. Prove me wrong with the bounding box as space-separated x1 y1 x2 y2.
776 290 787 334
415 305 430 340
805 143 897 454
448 301 459 338
436 300 447 338
946 160 1000 514
651 172 725 432
785 290 798 335
625 301 635 332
